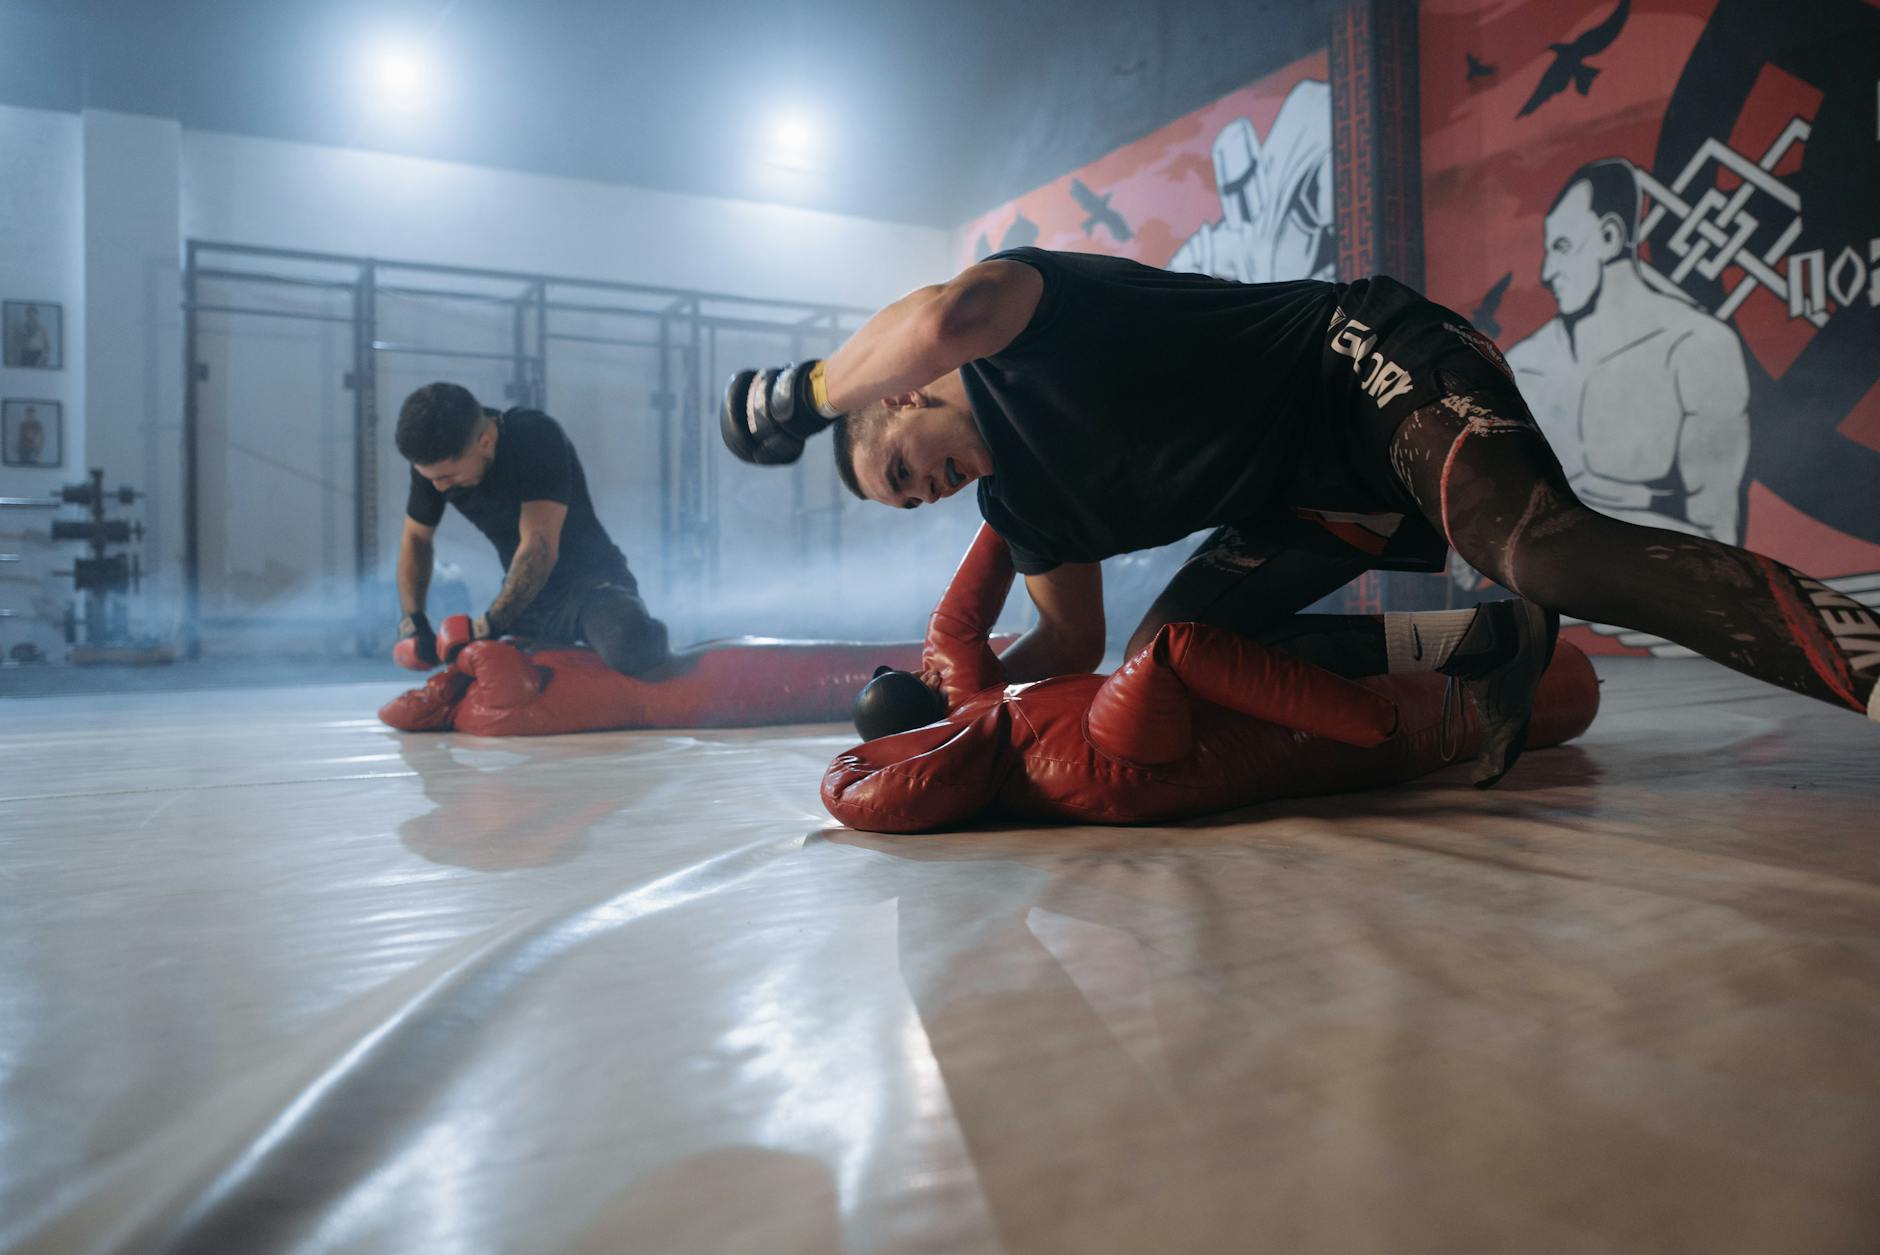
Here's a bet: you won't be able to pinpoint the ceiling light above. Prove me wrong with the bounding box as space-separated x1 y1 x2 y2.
773 114 814 161
371 45 431 112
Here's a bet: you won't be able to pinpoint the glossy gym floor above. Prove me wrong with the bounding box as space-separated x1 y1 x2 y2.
3 656 1877 1254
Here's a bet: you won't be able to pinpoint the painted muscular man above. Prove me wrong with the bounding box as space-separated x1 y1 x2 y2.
1509 158 1750 542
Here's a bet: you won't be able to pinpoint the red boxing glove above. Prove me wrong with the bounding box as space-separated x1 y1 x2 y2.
394 611 439 671
437 613 498 664
437 614 474 663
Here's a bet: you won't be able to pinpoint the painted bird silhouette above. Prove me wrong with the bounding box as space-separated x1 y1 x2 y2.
1470 272 1513 339
1070 179 1133 242
1517 0 1630 118
1466 53 1497 81
975 213 1042 260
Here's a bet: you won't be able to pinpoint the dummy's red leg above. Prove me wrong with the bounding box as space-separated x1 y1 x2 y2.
1085 623 1400 766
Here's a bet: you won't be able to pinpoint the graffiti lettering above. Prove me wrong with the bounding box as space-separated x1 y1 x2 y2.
1363 355 1416 406
1787 240 1880 318
1329 317 1415 408
1800 576 1880 673
1329 317 1376 362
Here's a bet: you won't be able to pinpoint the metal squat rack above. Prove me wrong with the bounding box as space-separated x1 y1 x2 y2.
184 240 872 657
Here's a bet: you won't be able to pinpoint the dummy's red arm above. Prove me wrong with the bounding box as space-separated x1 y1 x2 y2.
923 523 1013 706
1084 623 1399 765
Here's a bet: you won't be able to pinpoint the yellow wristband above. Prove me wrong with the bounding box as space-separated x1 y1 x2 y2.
808 360 838 418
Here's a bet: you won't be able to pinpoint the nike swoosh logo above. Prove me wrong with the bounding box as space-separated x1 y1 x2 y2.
1411 624 1423 661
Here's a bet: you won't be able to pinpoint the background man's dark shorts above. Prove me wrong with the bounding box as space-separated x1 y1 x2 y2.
510 574 648 646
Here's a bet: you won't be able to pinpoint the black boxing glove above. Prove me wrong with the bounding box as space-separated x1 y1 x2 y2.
394 611 439 670
853 665 949 742
722 359 841 465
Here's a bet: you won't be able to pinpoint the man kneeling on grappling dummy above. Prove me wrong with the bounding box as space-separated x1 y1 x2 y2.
726 248 1880 786
394 382 668 676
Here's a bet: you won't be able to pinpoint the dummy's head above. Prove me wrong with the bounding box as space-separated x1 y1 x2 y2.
833 380 993 510
1542 158 1640 318
852 665 948 741
399 382 497 491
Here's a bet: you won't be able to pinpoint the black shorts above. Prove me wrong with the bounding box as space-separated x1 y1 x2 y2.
1300 275 1523 515
1134 280 1531 634
509 573 644 646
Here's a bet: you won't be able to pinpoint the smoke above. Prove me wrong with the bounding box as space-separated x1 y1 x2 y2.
12 465 1208 668
665 493 1027 646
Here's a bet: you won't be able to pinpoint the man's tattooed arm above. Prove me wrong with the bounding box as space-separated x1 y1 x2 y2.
486 535 556 633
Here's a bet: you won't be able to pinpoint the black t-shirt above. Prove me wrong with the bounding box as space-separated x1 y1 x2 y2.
406 408 631 601
965 247 1341 574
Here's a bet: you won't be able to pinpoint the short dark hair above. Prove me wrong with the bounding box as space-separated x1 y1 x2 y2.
1551 158 1640 249
396 382 484 464
833 414 865 500
831 403 892 501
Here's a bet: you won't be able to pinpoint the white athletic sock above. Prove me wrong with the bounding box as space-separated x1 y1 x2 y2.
1868 682 1879 724
1384 609 1481 673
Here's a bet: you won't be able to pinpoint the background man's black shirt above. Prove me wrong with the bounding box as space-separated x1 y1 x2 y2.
965 247 1341 574
406 408 631 602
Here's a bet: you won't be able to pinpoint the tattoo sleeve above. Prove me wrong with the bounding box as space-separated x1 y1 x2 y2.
487 536 556 631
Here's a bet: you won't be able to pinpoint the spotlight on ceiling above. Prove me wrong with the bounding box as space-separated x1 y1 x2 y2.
771 113 815 165
371 45 431 113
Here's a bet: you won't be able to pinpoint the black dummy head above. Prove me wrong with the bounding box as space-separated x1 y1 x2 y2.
852 665 948 742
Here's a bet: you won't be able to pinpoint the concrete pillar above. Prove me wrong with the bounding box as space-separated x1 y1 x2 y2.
82 109 184 630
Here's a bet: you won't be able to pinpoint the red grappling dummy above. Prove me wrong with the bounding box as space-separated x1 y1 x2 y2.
382 626 925 736
823 525 1599 833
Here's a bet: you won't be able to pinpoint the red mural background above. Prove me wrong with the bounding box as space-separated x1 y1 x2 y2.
1422 0 1880 653
953 1 1879 655
955 53 1331 271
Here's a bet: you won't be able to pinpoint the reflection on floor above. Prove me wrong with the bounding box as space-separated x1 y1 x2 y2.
2 658 1877 1254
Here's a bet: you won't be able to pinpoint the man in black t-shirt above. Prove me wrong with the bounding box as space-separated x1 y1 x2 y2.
727 247 1879 785
394 382 667 676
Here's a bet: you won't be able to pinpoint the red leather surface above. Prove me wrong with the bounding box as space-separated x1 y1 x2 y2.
825 645 1598 832
823 525 1601 833
1084 622 1399 764
391 637 432 672
921 521 1015 705
379 637 925 736
436 613 474 662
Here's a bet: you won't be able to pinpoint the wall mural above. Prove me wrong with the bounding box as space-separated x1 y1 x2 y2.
957 54 1333 277
1423 0 1880 653
956 54 1335 632
956 0 1877 653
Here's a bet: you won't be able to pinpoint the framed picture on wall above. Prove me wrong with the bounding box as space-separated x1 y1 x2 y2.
2 399 62 468
3 301 63 370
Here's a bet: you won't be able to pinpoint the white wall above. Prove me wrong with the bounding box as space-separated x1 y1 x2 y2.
8 110 968 660
169 127 959 649
84 110 184 628
0 104 84 661
181 130 950 309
